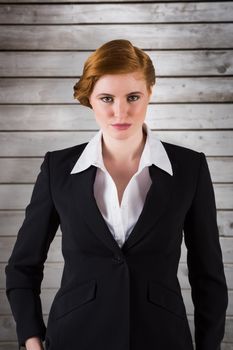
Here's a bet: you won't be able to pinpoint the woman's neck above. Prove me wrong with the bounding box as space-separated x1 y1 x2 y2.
101 127 147 164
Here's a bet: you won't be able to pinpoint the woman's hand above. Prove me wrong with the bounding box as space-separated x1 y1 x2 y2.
25 336 44 350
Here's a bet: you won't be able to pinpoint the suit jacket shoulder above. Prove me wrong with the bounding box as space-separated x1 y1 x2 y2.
45 140 205 186
47 142 89 174
161 140 201 161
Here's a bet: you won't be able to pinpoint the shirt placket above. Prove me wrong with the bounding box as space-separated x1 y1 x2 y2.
107 174 125 247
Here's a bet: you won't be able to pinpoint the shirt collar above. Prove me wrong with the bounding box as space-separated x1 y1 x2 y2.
70 121 173 176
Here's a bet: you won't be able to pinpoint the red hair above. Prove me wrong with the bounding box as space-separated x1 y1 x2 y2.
73 39 156 109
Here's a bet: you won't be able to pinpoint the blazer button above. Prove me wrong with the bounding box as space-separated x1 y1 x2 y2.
113 255 124 264
45 337 50 349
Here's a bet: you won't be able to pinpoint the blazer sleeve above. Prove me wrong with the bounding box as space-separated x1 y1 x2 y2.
5 151 60 349
183 152 228 350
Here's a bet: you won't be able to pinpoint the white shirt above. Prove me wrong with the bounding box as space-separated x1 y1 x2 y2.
70 122 173 248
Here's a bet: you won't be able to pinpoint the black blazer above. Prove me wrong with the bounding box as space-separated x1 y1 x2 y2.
5 141 228 350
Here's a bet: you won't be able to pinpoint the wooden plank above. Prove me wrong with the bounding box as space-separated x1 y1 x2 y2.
0 287 232 316
1 51 233 77
206 158 233 183
0 131 232 157
1 78 233 103
1 310 232 346
1 210 231 237
1 156 232 183
214 185 233 211
0 183 232 210
0 158 45 183
0 316 18 341
0 105 98 130
0 24 232 50
181 237 233 265
0 344 20 350
218 211 233 237
1 261 233 289
1 235 233 264
1 236 63 263
0 0 207 2
0 296 233 344
1 262 64 289
0 212 25 237
0 210 63 236
1 3 233 24
0 131 94 156
1 104 233 130
179 262 233 290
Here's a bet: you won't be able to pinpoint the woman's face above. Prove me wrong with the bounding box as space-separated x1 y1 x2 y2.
89 71 152 140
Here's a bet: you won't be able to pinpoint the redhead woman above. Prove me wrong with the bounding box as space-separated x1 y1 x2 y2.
5 39 228 350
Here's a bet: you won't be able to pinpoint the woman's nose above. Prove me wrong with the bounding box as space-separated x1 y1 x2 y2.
113 100 129 117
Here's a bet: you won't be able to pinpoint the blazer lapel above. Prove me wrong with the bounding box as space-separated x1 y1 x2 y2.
71 165 123 255
70 162 175 254
122 164 175 251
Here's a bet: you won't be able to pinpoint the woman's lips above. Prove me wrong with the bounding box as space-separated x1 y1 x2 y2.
111 123 131 130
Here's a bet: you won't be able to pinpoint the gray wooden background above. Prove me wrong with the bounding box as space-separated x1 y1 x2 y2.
0 1 233 349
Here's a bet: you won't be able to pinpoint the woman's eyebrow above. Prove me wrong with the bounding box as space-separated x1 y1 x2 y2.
96 91 143 97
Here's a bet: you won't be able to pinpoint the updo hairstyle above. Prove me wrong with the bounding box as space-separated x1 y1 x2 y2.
73 39 156 109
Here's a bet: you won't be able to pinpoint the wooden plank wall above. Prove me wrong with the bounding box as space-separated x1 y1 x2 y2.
0 1 233 349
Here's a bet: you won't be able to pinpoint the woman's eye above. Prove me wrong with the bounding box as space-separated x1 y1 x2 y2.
100 97 113 103
128 95 140 101
100 95 140 103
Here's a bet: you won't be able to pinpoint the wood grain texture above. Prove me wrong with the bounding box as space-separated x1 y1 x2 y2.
179 262 233 290
0 288 232 316
0 321 231 349
0 104 233 130
0 0 220 2
2 261 233 289
0 211 63 237
0 131 232 156
1 77 233 103
0 24 233 50
1 3 233 24
0 183 232 210
1 157 232 183
0 0 232 346
1 236 233 264
1 51 232 77
0 210 231 237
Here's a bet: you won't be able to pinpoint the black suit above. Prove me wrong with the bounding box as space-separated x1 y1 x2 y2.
5 141 228 350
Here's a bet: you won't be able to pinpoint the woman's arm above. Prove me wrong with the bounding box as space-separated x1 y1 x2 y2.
183 152 228 350
5 151 60 348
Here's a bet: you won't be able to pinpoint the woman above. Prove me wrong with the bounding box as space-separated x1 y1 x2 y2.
5 39 228 350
